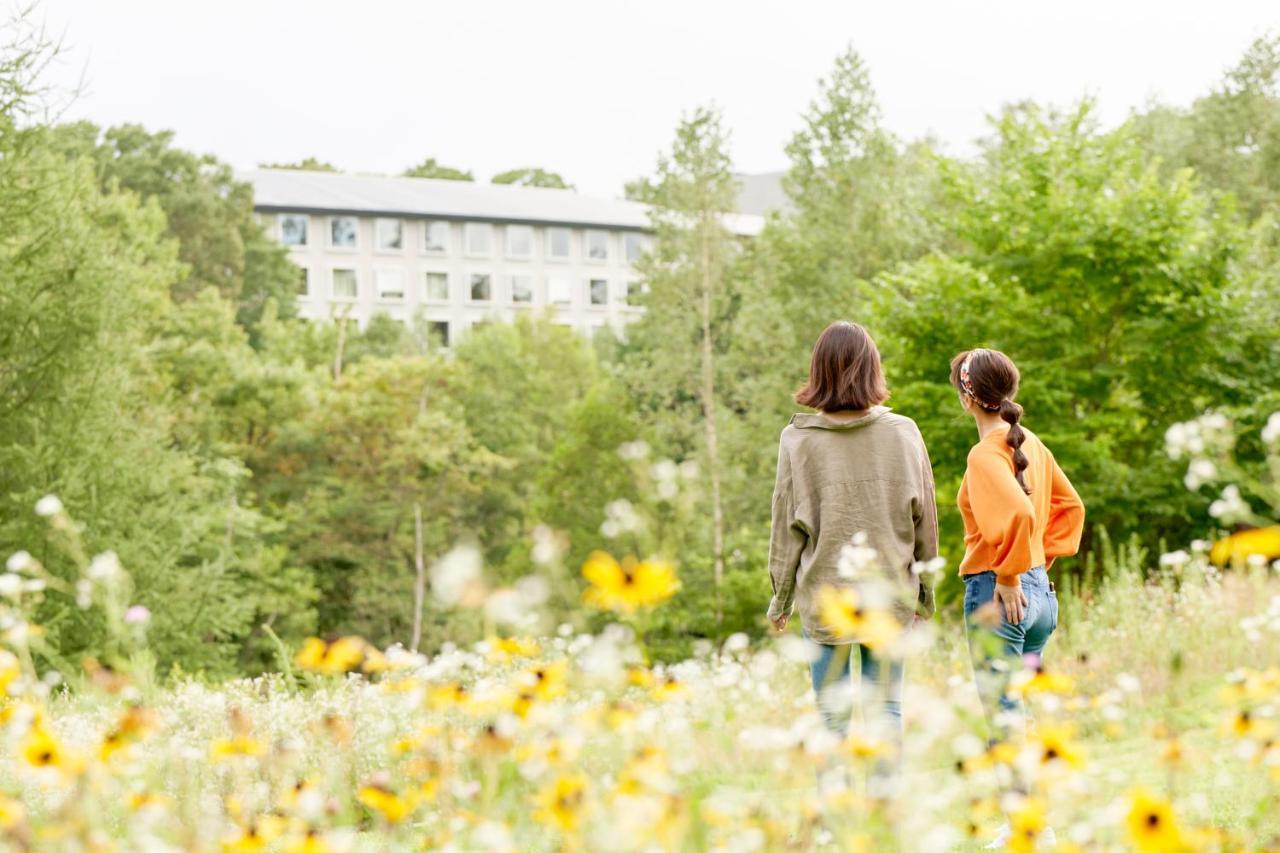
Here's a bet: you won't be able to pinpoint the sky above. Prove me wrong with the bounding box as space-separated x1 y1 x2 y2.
31 0 1280 199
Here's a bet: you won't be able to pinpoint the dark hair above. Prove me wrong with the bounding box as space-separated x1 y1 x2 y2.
949 348 1030 494
795 321 890 413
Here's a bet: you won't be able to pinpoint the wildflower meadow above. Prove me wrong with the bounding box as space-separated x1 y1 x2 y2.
0 414 1277 851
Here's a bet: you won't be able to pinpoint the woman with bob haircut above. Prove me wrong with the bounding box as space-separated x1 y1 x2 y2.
767 321 938 784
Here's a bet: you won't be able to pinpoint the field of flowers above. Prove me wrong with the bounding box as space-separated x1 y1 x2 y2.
0 413 1277 852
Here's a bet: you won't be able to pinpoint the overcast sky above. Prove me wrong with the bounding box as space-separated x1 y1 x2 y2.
32 1 1280 198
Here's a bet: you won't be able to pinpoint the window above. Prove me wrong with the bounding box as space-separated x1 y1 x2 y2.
332 268 358 299
465 223 492 257
510 274 534 304
546 275 572 306
423 220 450 254
423 272 449 302
585 230 609 262
297 267 310 297
329 217 358 249
375 218 403 251
589 278 608 306
506 225 533 259
470 273 492 301
427 320 450 349
623 232 650 264
280 214 308 247
625 280 646 306
546 227 571 261
375 269 404 300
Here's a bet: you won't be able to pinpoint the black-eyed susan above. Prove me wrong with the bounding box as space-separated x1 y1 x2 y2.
21 724 70 773
582 551 679 614
1032 723 1085 768
294 636 366 674
1126 787 1186 852
533 773 588 834
487 636 540 662
0 794 24 830
1210 525 1280 566
1007 796 1047 853
357 783 416 824
426 682 470 712
816 585 901 651
210 735 265 762
518 659 568 702
282 827 330 853
99 704 155 761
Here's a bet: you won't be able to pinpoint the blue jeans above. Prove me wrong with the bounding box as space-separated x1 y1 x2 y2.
963 567 1058 741
809 641 903 740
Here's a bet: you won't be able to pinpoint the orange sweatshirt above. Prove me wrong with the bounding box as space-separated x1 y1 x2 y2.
957 425 1085 587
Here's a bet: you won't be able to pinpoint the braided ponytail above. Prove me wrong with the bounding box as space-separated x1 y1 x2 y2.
999 398 1030 495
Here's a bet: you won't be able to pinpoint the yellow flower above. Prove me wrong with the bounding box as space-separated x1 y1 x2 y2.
1007 797 1047 853
1126 788 1186 852
221 816 286 852
841 732 887 762
21 724 68 772
650 674 685 702
519 660 568 702
1032 723 1085 768
488 636 540 662
357 784 416 824
283 828 330 853
99 704 155 761
1014 667 1075 696
295 636 367 674
426 682 470 711
211 736 266 762
815 585 901 651
1211 525 1280 565
0 794 24 829
534 773 588 833
582 552 680 614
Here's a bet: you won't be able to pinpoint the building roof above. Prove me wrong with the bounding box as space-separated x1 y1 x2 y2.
242 169 764 236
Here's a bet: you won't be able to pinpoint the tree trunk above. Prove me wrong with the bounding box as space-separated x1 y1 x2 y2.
333 314 349 381
697 219 726 630
411 502 426 653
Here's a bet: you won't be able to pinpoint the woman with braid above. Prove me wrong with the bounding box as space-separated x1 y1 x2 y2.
951 348 1085 847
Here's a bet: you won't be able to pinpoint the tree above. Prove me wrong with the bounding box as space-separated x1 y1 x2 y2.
491 167 573 189
622 107 740 626
871 102 1272 577
49 121 299 341
259 157 339 172
402 158 474 181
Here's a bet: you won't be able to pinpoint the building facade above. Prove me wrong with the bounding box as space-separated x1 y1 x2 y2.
245 169 763 347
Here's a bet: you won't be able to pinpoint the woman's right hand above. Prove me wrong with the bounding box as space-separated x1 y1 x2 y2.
769 612 789 632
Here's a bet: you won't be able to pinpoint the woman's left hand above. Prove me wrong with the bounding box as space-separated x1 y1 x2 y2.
769 613 789 632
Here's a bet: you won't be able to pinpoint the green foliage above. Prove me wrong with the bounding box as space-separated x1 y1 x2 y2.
259 157 339 172
49 121 299 341
491 167 573 189
871 102 1268 570
402 158 474 181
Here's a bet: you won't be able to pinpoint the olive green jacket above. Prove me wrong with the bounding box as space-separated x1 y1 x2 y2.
766 407 939 644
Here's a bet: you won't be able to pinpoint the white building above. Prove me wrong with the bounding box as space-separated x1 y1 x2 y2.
244 169 764 347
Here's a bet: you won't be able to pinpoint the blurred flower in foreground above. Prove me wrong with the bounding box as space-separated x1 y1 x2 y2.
1125 788 1185 852
1210 526 1280 566
533 773 587 833
816 585 901 651
581 551 679 614
295 637 367 674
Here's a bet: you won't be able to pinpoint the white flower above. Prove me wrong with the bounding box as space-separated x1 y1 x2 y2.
1164 422 1191 459
87 551 123 581
75 579 92 609
530 525 566 566
912 556 946 577
1262 412 1280 447
617 440 650 462
678 459 699 480
837 535 878 578
5 551 33 574
0 574 22 598
1184 458 1216 490
651 459 678 483
724 632 750 654
430 545 483 606
1209 484 1250 523
34 495 63 517
1159 550 1190 568
600 499 642 538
